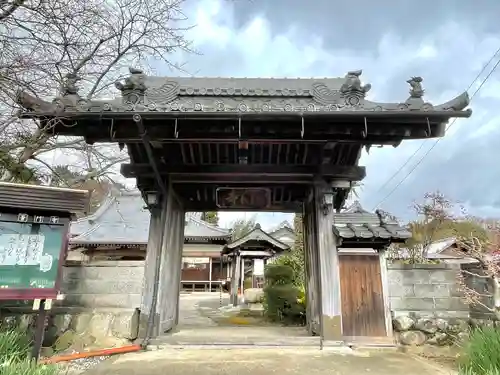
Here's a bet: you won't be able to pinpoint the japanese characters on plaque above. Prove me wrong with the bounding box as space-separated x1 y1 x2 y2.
0 233 53 272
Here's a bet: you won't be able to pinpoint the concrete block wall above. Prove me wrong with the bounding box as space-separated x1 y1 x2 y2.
62 261 145 308
387 263 469 319
60 261 491 320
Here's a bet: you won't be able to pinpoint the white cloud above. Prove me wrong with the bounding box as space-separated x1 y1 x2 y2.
151 0 500 221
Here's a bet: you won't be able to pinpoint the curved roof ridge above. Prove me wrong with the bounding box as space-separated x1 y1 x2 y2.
223 225 289 253
190 216 230 234
71 222 103 241
72 192 116 224
269 220 294 234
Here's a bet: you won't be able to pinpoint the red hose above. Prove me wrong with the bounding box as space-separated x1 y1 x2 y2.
39 344 142 365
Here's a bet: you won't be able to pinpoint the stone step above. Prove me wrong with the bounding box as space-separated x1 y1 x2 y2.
149 335 320 347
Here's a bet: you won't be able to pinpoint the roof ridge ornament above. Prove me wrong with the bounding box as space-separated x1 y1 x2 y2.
340 70 372 106
343 200 371 214
407 76 424 99
16 71 472 116
114 67 147 104
404 76 427 109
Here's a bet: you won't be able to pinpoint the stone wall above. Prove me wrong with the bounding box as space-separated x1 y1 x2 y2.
0 261 144 354
62 261 145 308
388 262 497 346
2 261 497 350
388 263 469 319
0 307 140 356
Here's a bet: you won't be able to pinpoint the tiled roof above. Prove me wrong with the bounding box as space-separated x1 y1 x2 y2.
268 220 294 236
333 201 411 241
70 196 115 236
20 71 471 116
222 224 290 255
69 191 230 245
395 237 463 259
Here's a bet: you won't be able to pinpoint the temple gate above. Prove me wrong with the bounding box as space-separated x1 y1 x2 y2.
17 69 471 343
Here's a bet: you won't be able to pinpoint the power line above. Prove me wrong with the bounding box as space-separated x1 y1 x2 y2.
372 48 500 210
372 47 500 196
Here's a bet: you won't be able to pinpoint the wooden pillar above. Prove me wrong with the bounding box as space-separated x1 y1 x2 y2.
172 206 185 326
230 253 241 306
240 257 245 293
156 185 185 333
208 257 213 291
314 185 342 342
139 206 165 337
379 251 393 338
303 196 320 336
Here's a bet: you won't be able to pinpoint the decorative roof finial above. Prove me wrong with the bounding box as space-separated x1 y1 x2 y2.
407 76 424 99
339 70 372 106
114 67 147 96
61 73 82 97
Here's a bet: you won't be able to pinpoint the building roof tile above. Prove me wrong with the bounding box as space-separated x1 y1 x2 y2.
70 191 230 245
333 201 411 241
222 224 290 255
18 70 472 118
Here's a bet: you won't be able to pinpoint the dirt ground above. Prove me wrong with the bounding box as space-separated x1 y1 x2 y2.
80 347 456 375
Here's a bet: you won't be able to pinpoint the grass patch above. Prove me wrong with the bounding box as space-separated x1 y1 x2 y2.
0 359 59 375
459 327 500 375
0 328 58 375
0 328 31 362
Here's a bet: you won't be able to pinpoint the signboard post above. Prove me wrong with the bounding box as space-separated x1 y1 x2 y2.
0 212 69 363
30 299 47 362
0 182 89 362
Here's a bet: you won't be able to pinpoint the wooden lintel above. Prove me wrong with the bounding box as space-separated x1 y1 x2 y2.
172 176 320 184
121 164 366 181
183 201 302 212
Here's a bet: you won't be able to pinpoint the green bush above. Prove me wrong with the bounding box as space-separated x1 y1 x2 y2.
264 263 294 285
460 327 500 375
296 284 306 308
273 253 303 287
263 264 305 325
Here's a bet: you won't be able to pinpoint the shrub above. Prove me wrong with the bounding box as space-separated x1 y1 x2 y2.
459 327 500 375
273 253 303 287
296 284 306 308
264 264 294 285
263 264 305 325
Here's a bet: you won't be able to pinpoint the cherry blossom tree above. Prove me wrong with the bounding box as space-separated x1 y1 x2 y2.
1 0 192 185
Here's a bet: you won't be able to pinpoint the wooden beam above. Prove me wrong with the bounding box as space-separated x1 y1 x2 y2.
183 201 302 212
173 176 327 184
121 164 366 181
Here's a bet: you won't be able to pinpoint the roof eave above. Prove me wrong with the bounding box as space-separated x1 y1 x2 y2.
71 234 230 246
19 109 473 120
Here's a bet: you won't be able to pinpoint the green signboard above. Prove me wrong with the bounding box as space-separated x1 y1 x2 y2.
0 217 67 299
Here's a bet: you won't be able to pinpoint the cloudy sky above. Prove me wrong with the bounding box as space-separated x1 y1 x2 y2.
147 0 500 229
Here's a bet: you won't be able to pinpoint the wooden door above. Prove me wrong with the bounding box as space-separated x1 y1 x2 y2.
339 253 387 337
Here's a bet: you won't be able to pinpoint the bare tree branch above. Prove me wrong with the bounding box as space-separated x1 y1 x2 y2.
456 232 500 319
1 0 194 188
